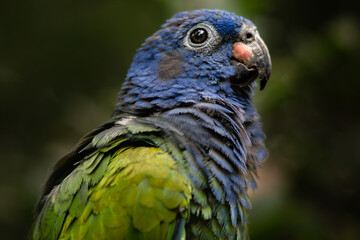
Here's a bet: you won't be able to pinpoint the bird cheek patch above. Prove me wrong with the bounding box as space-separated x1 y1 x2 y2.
158 51 184 80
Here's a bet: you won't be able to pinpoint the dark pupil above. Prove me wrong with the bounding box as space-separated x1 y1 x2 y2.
190 28 208 44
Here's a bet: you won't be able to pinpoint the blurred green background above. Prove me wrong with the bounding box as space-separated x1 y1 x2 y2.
1 0 359 239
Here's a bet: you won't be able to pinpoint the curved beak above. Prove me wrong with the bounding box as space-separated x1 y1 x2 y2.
232 32 272 90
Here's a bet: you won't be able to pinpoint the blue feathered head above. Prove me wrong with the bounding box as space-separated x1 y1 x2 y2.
117 9 271 113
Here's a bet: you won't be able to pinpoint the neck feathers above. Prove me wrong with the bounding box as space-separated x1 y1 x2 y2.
127 94 266 237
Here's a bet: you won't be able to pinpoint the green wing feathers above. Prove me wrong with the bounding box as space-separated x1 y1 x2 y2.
32 141 192 240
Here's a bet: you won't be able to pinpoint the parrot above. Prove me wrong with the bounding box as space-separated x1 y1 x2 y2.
31 9 271 240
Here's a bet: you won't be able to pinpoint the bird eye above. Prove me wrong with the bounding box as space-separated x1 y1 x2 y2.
184 23 220 53
190 28 208 44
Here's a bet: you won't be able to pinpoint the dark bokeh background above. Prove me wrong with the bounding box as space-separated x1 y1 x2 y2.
1 0 359 239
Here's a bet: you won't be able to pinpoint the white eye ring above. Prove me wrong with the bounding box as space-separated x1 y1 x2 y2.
183 23 221 53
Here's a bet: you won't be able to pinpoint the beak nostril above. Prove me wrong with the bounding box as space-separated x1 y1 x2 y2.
246 32 253 40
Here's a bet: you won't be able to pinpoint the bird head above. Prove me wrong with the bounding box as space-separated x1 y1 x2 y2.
118 9 271 113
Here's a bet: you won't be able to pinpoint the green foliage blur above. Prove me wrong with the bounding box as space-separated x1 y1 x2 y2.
0 0 359 239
